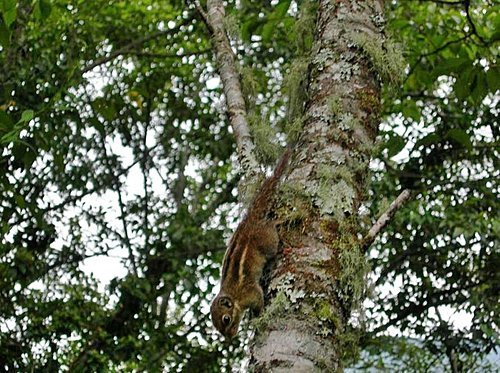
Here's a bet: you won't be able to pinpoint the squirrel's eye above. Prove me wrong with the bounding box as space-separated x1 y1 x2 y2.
222 315 231 326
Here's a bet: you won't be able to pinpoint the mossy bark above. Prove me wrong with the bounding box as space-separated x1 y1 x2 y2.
249 0 387 371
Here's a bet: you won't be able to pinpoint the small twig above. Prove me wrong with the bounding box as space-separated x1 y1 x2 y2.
362 189 412 250
404 91 448 101
84 92 138 276
142 96 152 253
464 0 488 45
404 34 471 83
8 147 157 227
79 17 192 74
99 133 138 276
192 0 212 32
417 0 463 5
121 49 210 59
173 148 190 208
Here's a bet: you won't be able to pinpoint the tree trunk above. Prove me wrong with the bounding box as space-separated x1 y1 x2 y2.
249 0 386 371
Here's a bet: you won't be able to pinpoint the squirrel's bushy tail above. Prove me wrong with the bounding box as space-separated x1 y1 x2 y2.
247 148 292 221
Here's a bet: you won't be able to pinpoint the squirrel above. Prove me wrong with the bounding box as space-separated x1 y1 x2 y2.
210 149 291 338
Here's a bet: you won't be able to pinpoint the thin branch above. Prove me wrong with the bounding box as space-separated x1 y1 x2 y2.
374 240 425 286
404 34 471 83
199 176 239 222
406 1 491 83
79 17 192 74
80 30 169 74
99 134 138 276
196 0 260 177
83 89 138 275
153 163 170 186
363 189 412 250
173 148 190 208
8 149 154 227
404 91 448 101
370 289 463 335
418 0 463 5
192 0 212 32
122 49 210 59
69 238 227 369
370 276 487 336
424 353 446 373
142 97 152 254
464 0 487 45
375 237 482 287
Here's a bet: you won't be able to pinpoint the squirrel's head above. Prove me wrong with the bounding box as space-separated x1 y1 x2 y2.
210 293 242 338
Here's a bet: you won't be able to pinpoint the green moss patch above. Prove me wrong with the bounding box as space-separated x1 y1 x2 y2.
349 32 405 86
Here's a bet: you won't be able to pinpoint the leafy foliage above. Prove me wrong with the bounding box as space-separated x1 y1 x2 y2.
364 0 499 370
0 0 498 371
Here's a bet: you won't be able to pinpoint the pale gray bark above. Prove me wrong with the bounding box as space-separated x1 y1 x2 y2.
363 189 411 249
250 0 387 371
200 0 260 177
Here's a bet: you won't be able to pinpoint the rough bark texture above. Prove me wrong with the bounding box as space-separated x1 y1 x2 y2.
205 0 260 177
249 0 386 371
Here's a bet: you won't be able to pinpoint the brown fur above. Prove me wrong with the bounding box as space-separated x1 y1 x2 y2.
211 150 291 338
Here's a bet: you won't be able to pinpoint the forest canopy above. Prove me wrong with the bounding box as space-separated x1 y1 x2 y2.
0 0 498 371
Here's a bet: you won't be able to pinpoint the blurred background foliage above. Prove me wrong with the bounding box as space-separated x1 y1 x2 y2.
0 0 498 371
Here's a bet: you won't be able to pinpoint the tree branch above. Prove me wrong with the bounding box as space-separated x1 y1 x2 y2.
173 148 190 208
122 49 210 59
369 280 484 335
79 17 192 74
8 147 158 228
196 0 260 177
99 134 138 276
142 96 152 254
464 0 487 45
417 0 463 5
363 189 412 250
404 33 471 83
192 0 212 32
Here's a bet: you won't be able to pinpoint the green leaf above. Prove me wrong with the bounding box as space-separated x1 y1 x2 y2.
19 109 34 123
37 0 51 19
432 57 468 78
91 98 116 122
454 65 473 100
416 133 440 148
241 18 263 41
486 67 499 92
261 21 276 43
386 135 406 157
11 142 25 161
402 101 421 122
0 127 20 144
14 194 25 208
1 0 17 27
0 18 10 46
22 149 36 168
273 0 291 18
480 324 494 338
54 152 65 172
446 129 472 150
470 70 487 104
89 117 105 135
0 109 13 132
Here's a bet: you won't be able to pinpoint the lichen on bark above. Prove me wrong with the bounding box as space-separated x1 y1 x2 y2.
249 0 387 371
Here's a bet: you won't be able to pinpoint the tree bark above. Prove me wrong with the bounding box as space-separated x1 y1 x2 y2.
203 0 260 177
249 0 386 371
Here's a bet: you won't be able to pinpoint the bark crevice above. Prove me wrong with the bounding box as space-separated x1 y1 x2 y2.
250 0 387 370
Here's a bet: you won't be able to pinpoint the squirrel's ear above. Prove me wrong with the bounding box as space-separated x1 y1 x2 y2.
218 296 233 309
